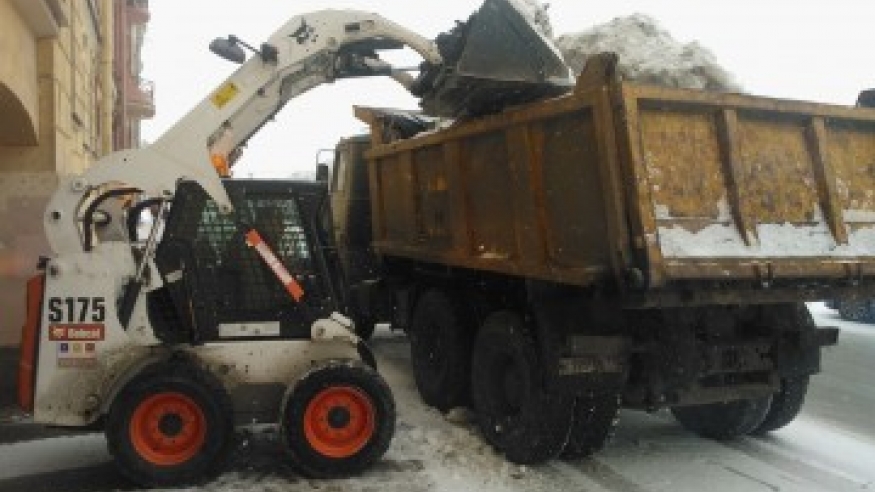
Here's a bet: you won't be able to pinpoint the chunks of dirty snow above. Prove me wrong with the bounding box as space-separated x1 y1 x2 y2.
555 14 742 92
511 0 554 38
658 221 875 258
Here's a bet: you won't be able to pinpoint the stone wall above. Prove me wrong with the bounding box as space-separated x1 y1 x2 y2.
0 0 112 347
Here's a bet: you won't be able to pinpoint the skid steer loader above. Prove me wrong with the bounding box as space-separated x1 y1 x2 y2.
15 1 572 487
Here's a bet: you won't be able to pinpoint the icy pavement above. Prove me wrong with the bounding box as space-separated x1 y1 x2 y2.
0 303 873 492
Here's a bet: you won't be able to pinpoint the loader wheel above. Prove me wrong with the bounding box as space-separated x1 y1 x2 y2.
281 360 395 478
671 397 771 440
106 364 234 487
409 289 474 411
471 311 574 464
561 393 621 459
753 376 810 434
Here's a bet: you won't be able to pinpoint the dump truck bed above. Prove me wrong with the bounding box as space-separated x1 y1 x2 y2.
360 55 875 304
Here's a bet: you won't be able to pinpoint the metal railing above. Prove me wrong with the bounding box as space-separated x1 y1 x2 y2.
138 78 154 102
126 77 155 117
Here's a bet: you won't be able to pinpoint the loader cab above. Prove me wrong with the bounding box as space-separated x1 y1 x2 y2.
149 179 344 344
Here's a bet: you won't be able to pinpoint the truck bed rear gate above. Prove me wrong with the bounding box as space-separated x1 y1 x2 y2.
620 82 875 287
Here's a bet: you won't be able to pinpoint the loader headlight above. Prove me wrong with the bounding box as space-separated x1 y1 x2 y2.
210 36 247 64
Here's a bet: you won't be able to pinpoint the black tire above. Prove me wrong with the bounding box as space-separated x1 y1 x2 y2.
106 363 235 487
753 303 814 434
409 289 473 411
281 360 395 478
471 311 574 464
562 393 621 459
753 376 810 434
837 299 873 323
671 397 771 440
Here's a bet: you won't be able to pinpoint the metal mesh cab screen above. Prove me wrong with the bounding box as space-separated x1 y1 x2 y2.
217 196 315 313
161 183 322 331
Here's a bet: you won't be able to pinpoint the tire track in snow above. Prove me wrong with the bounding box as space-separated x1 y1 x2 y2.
549 459 648 492
0 462 128 492
720 438 868 492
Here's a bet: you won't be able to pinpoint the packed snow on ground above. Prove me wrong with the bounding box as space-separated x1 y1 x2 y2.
0 433 109 480
2 312 875 491
555 13 741 92
132 333 570 492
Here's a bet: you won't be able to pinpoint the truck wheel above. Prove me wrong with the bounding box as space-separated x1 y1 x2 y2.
281 360 395 478
471 311 574 464
409 289 473 411
753 376 810 434
561 393 621 459
837 299 873 322
671 397 771 440
106 364 234 487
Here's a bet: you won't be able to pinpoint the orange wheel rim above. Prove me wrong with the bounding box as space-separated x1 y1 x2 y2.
303 386 376 458
129 392 207 466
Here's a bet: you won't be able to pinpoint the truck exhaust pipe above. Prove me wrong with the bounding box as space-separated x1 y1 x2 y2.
415 0 574 117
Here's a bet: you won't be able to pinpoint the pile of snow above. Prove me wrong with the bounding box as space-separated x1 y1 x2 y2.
555 14 742 92
513 0 554 38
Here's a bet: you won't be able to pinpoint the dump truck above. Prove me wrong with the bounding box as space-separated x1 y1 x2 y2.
326 53 875 463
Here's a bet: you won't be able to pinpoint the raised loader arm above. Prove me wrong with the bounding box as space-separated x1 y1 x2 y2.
44 9 441 257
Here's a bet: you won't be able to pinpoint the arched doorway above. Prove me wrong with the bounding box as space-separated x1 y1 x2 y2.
0 82 38 146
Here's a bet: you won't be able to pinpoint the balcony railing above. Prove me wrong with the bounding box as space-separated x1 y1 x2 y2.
126 77 155 118
126 0 150 24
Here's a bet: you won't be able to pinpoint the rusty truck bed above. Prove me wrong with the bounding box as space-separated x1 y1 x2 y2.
359 55 875 302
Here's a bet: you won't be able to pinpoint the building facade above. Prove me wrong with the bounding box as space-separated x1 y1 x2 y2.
0 0 153 347
114 0 154 150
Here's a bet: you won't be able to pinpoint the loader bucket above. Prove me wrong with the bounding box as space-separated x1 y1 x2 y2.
417 0 574 117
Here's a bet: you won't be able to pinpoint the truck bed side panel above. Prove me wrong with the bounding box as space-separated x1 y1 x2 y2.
368 98 614 285
365 76 875 297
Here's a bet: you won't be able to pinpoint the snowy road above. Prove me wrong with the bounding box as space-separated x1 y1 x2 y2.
1 303 873 492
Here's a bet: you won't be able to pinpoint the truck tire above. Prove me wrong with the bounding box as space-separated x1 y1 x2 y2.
106 363 235 487
281 360 395 478
409 289 473 411
671 397 771 440
561 393 621 459
837 299 873 322
471 311 574 464
753 376 810 434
